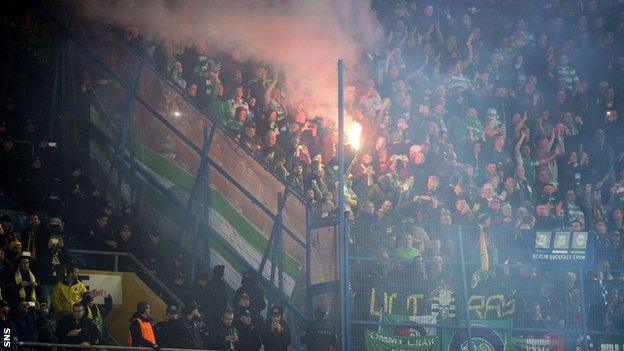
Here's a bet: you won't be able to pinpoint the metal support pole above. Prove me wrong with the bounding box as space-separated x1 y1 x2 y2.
190 209 200 282
267 208 278 310
457 226 474 351
175 124 214 243
127 95 137 206
202 124 213 275
185 124 215 281
258 191 289 278
564 275 572 349
103 62 142 208
578 266 590 350
337 59 350 351
305 204 313 319
114 63 133 216
277 208 284 307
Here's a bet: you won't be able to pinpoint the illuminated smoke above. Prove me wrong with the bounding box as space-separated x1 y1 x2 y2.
74 0 383 119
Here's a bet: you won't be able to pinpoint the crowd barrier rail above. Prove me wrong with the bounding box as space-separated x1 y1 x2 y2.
68 249 185 308
18 341 219 351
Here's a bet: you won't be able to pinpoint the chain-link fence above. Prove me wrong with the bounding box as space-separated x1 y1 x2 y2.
344 222 624 350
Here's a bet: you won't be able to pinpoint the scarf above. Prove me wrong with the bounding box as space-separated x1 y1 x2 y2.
15 269 37 301
25 228 36 257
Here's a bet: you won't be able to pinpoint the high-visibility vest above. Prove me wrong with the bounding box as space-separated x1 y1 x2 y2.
128 318 156 346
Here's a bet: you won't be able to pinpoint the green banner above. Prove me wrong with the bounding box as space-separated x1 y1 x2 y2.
508 337 565 350
379 313 437 337
439 320 512 351
365 331 437 351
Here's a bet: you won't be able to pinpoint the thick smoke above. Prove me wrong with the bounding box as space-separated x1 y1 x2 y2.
76 0 383 119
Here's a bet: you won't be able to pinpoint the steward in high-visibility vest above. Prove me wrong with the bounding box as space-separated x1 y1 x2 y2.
128 301 158 348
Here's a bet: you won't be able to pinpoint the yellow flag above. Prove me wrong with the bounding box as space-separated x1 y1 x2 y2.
479 228 490 272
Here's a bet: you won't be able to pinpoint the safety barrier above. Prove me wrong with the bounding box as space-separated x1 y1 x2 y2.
344 222 624 350
69 249 184 308
2 4 322 345
18 341 219 351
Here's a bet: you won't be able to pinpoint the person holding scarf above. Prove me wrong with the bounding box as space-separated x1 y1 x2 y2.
13 254 37 304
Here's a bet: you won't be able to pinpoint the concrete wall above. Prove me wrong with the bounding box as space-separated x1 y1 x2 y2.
81 270 167 345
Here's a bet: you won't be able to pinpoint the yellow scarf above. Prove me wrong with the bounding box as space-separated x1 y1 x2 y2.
15 269 37 301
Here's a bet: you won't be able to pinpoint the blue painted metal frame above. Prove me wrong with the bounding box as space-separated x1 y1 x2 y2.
578 266 590 350
67 101 309 324
32 10 312 324
99 62 143 215
337 59 350 351
258 191 289 277
305 204 313 320
63 30 307 250
457 226 474 351
102 24 307 204
29 2 344 329
261 191 289 312
187 124 216 282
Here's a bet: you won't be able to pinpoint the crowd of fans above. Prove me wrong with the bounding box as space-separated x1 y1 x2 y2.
0 69 334 349
1 3 342 349
4 0 624 349
135 0 624 337
132 0 624 345
0 63 338 350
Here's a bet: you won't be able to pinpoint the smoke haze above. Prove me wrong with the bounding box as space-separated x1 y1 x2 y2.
76 0 383 118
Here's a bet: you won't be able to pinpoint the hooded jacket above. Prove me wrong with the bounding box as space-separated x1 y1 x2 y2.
51 277 87 316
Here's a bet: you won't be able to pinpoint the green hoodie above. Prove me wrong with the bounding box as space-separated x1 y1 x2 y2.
206 83 233 125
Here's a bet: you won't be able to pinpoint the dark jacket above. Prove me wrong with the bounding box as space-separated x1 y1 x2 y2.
261 320 291 351
235 320 262 351
209 321 238 350
300 319 338 351
233 275 266 314
14 308 40 342
205 278 228 321
181 316 205 349
55 314 101 345
154 318 189 348
35 245 73 285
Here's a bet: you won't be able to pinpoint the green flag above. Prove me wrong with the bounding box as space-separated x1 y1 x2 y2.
379 313 437 336
365 330 437 351
439 320 512 351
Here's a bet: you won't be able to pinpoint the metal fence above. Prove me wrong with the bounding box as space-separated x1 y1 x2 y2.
343 222 624 350
5 3 314 344
18 341 218 351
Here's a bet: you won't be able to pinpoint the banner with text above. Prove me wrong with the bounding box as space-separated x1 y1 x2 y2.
365 331 437 351
528 230 595 265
